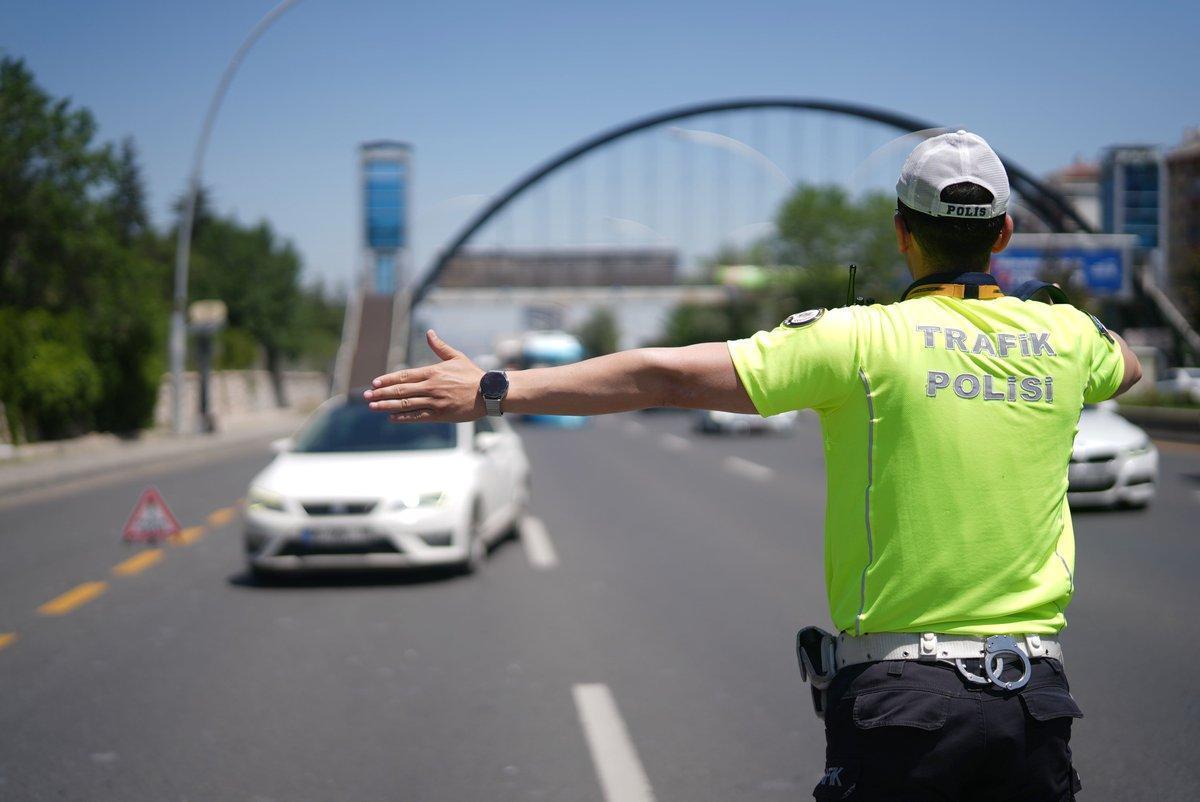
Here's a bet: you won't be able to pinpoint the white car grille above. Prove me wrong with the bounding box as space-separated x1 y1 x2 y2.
1068 455 1118 492
301 501 378 516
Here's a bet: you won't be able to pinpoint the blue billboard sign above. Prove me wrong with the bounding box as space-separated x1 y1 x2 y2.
990 233 1136 299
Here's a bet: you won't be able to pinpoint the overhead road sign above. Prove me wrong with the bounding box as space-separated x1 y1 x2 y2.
991 233 1137 299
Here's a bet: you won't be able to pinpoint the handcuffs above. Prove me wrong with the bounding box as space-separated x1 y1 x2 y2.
797 629 1034 718
953 635 1032 691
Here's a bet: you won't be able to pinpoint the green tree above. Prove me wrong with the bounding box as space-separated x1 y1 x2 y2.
215 327 260 371
0 57 336 439
0 57 165 439
663 184 909 346
0 57 110 310
83 237 166 432
185 193 305 406
574 307 620 357
659 297 763 346
103 137 150 247
291 281 347 373
774 185 907 302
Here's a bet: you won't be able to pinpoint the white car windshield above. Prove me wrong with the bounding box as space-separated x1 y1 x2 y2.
293 402 457 453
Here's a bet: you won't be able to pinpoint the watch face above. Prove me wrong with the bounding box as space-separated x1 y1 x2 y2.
480 370 508 399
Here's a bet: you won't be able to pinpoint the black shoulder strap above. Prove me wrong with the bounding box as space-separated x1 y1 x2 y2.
1011 280 1071 305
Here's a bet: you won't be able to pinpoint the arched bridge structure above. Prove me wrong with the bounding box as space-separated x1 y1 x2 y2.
412 97 1094 308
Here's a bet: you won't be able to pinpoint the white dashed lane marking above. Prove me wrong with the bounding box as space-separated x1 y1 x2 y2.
658 433 690 451
573 683 657 802
723 455 774 482
519 516 559 570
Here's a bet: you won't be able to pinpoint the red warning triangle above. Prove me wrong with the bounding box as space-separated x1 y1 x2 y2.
122 486 182 543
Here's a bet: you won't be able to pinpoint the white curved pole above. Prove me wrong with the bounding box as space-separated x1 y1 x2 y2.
169 0 305 434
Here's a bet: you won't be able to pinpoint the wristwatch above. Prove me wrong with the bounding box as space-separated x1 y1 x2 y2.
479 370 509 417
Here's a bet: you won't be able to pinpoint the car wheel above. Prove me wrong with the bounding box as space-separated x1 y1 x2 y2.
247 562 275 584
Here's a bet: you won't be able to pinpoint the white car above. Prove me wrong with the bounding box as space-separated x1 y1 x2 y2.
695 409 798 435
1067 401 1158 509
1154 367 1200 404
243 396 530 575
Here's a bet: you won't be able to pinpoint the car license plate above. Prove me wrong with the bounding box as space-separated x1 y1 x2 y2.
303 527 371 544
1068 462 1114 491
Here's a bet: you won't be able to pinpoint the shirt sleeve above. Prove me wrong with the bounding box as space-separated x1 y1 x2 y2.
1081 312 1126 404
727 307 860 416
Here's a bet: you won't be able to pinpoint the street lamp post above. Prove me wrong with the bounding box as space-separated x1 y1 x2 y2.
169 0 305 434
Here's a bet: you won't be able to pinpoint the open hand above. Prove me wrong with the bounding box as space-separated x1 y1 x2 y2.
364 330 486 422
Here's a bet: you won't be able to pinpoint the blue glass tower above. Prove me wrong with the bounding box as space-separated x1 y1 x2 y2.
1100 145 1160 249
359 141 411 294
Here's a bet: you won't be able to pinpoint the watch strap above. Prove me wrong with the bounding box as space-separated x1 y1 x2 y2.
484 396 503 417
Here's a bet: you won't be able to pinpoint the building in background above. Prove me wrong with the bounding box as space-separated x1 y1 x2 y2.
438 246 677 288
359 141 411 294
421 246 723 357
991 232 1136 300
336 141 411 392
1045 158 1101 231
1164 128 1200 311
1100 145 1161 249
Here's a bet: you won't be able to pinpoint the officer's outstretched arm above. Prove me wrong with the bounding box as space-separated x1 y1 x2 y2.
1110 330 1143 398
365 330 757 422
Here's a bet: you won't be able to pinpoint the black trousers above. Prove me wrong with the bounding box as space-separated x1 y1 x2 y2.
813 658 1083 801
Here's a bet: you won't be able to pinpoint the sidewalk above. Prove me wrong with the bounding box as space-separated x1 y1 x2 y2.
0 410 309 499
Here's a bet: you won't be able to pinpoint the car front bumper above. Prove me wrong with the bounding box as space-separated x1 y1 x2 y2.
244 506 469 571
1067 446 1158 509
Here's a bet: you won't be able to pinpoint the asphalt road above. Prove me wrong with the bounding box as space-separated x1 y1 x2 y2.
1 412 1198 801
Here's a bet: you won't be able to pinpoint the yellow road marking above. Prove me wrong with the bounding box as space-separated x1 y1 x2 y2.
38 581 108 616
170 525 206 546
0 633 16 652
207 507 237 528
112 548 164 577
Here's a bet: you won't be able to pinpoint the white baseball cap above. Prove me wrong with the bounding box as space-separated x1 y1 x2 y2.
896 130 1009 219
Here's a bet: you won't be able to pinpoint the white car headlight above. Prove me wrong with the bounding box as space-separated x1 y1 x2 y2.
1126 440 1154 457
388 491 446 511
248 486 287 512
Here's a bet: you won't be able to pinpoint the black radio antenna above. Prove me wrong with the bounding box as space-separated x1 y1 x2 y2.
845 263 875 306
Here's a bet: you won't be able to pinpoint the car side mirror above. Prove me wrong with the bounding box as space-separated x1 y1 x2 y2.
270 437 294 454
474 431 501 452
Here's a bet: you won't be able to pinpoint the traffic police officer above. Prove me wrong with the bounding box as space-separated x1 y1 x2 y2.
365 130 1142 800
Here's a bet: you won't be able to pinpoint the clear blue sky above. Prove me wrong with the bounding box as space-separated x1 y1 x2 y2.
5 0 1198 286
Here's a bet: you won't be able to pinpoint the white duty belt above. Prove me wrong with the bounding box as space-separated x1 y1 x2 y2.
836 631 1063 691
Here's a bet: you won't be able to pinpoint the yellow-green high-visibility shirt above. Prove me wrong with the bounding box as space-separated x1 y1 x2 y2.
728 295 1126 636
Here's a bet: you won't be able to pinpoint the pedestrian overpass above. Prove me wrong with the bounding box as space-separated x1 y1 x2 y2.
334 97 1097 393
